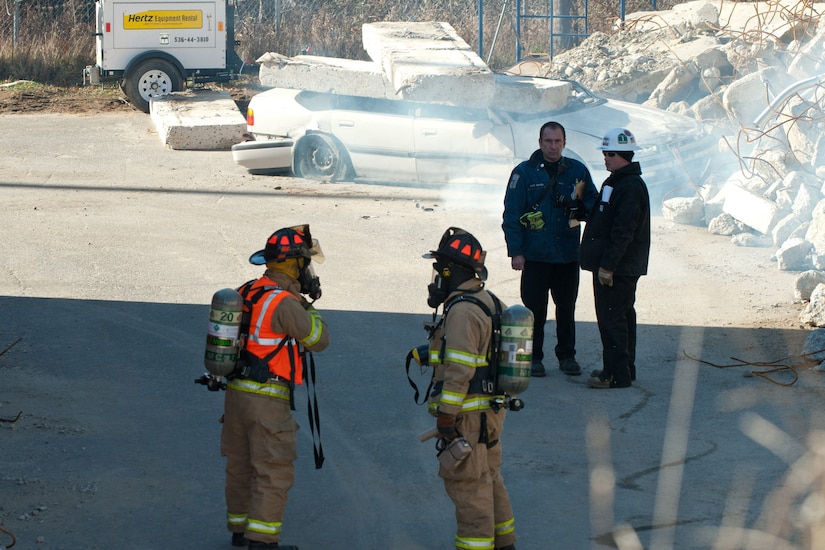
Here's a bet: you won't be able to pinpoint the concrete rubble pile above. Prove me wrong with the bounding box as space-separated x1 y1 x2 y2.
531 0 825 330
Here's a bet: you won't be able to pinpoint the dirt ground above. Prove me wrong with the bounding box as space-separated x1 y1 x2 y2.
0 83 256 115
1 102 824 550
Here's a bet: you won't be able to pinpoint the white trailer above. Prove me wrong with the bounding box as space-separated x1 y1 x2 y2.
84 0 243 112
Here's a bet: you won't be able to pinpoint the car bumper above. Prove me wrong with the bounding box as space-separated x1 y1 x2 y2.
231 138 294 174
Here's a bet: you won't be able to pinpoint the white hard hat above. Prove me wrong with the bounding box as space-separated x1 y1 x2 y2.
597 128 640 151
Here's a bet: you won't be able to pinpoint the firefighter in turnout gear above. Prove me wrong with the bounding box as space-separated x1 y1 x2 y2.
424 227 518 550
221 224 330 550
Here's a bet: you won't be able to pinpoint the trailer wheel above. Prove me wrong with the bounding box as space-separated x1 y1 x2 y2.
122 59 183 113
293 134 351 182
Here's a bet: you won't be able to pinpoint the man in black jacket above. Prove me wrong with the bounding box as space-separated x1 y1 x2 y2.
580 128 651 389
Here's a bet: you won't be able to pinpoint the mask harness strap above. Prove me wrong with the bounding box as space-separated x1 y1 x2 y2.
301 349 324 469
405 308 442 405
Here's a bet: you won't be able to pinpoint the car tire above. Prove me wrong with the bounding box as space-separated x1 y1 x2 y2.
122 59 184 113
293 134 351 182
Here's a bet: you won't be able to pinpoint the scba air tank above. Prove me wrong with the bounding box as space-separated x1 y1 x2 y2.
204 288 243 377
498 304 534 396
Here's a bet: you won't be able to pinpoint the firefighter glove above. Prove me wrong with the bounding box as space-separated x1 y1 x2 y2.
436 410 458 440
598 268 614 287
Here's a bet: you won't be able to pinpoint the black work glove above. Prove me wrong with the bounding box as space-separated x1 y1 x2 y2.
436 411 458 440
553 193 574 209
571 199 588 221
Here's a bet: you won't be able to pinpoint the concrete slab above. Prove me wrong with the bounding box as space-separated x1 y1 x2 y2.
492 73 571 112
361 21 495 105
722 176 780 234
150 89 246 151
257 53 389 97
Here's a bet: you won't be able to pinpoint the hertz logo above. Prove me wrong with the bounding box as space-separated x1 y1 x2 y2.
123 10 203 29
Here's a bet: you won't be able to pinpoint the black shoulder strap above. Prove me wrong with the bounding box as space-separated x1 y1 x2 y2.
529 159 567 211
443 291 503 363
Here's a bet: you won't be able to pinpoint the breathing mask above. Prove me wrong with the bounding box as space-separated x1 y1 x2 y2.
299 263 322 302
427 261 451 308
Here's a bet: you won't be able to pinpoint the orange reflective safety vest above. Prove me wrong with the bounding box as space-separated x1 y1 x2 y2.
240 279 304 385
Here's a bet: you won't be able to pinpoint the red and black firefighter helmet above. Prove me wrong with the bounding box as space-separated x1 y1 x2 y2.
249 224 320 265
426 227 488 281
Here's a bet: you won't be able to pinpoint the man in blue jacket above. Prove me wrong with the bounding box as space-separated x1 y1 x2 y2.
502 121 599 378
580 128 651 389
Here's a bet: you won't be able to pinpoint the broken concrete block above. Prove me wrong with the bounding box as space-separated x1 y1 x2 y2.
731 232 773 247
795 269 825 301
800 283 825 326
722 68 779 128
772 212 804 246
663 196 705 225
793 179 820 220
644 62 698 110
775 237 813 271
722 177 779 234
257 53 388 98
707 212 739 235
805 199 825 256
150 89 246 151
361 21 495 106
491 74 571 112
802 327 825 364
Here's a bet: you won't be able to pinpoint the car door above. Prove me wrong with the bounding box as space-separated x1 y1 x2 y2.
412 103 516 186
326 95 417 182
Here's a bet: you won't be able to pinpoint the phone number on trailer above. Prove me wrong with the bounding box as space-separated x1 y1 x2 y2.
174 36 210 43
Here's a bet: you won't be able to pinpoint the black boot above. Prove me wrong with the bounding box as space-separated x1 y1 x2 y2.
248 541 300 550
247 541 278 549
495 545 517 550
231 533 248 547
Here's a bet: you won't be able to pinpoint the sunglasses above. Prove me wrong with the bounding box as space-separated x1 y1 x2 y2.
602 152 618 157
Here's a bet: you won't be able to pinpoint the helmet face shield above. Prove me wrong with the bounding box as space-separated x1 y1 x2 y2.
308 239 324 264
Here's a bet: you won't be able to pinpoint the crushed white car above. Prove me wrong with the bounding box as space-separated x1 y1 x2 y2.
232 76 715 199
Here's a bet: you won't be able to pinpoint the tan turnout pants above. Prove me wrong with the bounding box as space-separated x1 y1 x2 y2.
440 408 517 550
221 384 298 544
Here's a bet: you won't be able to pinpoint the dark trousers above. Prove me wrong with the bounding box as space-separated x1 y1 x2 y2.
520 260 579 363
592 274 639 385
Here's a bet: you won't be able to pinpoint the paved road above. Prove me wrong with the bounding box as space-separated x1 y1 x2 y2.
0 112 819 550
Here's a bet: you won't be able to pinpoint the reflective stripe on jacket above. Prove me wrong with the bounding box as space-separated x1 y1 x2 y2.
427 281 501 416
241 278 304 385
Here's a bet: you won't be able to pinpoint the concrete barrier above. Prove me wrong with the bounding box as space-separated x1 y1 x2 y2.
150 89 246 151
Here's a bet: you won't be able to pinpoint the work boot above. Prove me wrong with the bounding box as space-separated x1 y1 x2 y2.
231 533 248 547
496 545 517 550
592 368 636 382
558 357 582 376
530 361 546 377
587 375 631 389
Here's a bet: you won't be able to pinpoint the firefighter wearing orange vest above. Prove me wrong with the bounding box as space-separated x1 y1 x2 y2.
424 227 518 550
222 224 330 550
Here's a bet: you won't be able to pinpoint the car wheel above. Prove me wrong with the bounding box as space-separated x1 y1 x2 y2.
122 59 184 113
293 134 351 182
